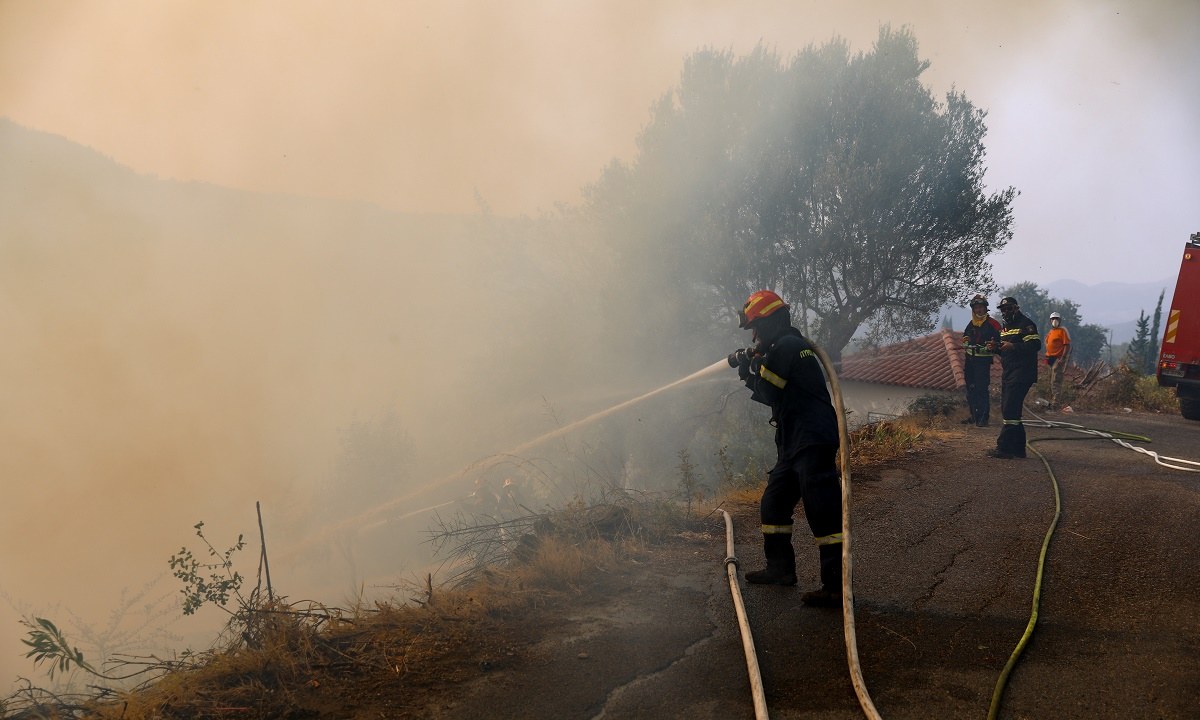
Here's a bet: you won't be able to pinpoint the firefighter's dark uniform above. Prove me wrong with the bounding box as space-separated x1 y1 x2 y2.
963 316 1002 425
740 327 842 588
996 311 1041 457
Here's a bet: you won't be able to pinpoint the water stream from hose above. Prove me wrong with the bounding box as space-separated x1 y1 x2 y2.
283 359 730 558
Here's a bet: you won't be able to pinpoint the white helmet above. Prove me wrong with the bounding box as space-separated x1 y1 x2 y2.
1050 312 1061 320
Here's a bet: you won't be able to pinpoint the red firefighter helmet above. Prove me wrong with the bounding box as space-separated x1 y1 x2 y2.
739 290 788 328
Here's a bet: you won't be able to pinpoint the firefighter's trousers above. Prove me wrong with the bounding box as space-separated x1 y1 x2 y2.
760 444 842 588
997 379 1033 456
964 359 993 425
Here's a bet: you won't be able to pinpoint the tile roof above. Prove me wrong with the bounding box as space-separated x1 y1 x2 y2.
838 328 1001 391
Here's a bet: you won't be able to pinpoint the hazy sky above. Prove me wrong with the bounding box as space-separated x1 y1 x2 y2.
1 0 1197 286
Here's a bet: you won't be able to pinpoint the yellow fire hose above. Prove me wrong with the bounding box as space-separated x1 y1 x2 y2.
987 411 1200 718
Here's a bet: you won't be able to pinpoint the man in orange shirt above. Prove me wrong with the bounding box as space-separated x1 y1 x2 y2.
1044 311 1071 405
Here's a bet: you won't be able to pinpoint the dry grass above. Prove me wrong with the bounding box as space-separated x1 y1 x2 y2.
4 502 673 720
848 414 951 469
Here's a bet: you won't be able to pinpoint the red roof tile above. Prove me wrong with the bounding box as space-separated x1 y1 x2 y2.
838 329 1001 391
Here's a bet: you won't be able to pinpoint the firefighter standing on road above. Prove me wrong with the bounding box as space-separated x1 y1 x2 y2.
1044 311 1072 406
962 294 1003 426
989 296 1041 459
728 290 843 607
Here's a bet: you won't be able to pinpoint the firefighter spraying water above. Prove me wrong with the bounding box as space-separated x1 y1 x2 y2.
725 290 844 607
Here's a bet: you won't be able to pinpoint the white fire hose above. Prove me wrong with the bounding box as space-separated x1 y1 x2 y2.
813 343 883 720
722 510 770 719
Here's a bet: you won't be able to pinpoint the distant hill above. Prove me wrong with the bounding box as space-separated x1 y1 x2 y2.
1045 278 1175 339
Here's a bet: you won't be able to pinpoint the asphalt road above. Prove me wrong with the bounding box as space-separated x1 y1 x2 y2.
430 411 1200 720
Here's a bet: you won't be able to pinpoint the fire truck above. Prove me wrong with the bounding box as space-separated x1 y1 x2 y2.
1156 232 1200 421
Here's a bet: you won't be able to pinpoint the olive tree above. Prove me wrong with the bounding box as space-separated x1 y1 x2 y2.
586 27 1016 362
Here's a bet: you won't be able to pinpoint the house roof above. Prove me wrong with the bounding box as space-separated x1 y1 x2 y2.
838 328 1001 391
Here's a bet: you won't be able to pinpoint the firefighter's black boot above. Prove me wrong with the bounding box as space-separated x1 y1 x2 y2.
745 532 796 586
801 542 843 607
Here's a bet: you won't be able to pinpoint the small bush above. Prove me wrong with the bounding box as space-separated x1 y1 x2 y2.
907 392 962 419
848 417 934 468
715 445 766 494
1075 363 1179 413
675 449 704 516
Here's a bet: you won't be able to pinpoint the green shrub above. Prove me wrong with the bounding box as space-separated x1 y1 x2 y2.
907 392 962 418
1082 363 1179 413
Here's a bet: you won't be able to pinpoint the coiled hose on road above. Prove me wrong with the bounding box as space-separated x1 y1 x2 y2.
1022 415 1200 473
987 411 1200 719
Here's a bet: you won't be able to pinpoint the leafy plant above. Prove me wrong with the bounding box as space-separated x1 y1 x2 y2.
168 521 247 616
20 617 96 680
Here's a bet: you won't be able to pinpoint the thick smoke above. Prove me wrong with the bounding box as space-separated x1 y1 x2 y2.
0 121 747 690
2 0 1197 692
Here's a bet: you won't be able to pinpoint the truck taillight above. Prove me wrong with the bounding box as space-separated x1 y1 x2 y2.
1160 361 1185 377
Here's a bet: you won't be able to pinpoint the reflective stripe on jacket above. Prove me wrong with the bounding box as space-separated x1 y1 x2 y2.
963 316 1003 362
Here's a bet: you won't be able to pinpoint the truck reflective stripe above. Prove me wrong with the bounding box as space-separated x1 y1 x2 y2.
1164 309 1180 344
